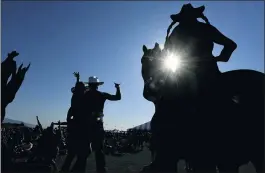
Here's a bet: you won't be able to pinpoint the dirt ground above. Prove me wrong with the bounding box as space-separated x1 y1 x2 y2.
55 148 151 173
55 148 258 173
10 147 258 173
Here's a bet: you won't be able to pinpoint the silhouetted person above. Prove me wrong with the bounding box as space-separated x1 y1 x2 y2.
141 3 237 173
28 118 58 171
73 76 121 173
61 72 87 172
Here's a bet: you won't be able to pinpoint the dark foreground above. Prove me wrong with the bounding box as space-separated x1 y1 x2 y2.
3 147 258 173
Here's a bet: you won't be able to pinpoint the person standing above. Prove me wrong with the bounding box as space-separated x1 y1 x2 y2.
74 76 121 173
61 72 87 173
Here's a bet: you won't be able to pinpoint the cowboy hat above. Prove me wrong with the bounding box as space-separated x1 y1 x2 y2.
170 3 205 21
84 76 104 85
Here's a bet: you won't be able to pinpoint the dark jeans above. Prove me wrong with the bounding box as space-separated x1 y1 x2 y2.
72 120 106 172
61 137 79 172
90 120 106 170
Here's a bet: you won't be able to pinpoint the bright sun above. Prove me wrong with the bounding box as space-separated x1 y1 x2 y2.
164 53 182 73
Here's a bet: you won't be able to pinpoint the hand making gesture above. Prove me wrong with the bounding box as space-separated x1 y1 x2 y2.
73 72 80 82
114 82 120 88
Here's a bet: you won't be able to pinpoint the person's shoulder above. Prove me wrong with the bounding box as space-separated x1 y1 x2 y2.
198 22 215 30
197 22 216 34
101 91 108 95
197 21 209 28
100 92 109 98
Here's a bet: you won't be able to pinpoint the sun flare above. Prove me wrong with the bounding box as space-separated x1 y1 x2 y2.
163 53 182 73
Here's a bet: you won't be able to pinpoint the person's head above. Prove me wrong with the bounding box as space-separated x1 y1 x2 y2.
89 83 99 90
86 76 104 90
171 3 210 25
75 82 86 92
71 82 86 93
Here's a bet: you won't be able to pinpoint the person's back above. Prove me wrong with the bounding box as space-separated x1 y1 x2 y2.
165 4 236 77
164 4 237 101
83 89 106 116
168 22 213 57
81 78 121 124
166 22 219 79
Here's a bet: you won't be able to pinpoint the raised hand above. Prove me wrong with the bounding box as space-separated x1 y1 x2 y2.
73 72 80 79
51 122 54 128
114 82 120 88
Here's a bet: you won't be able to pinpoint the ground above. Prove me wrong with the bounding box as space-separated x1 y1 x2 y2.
56 148 151 173
56 148 258 173
12 147 258 173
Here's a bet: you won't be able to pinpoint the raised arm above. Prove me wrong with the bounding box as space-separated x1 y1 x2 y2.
36 116 43 132
73 72 80 83
103 83 121 101
209 25 237 62
57 121 62 138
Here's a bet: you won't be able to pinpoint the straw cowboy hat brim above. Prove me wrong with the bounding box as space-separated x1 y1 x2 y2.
84 76 104 85
170 3 205 21
84 82 104 85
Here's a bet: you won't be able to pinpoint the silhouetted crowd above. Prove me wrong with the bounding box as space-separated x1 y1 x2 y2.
1 121 152 172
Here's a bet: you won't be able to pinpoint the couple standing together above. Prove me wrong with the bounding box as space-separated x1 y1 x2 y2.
61 73 121 173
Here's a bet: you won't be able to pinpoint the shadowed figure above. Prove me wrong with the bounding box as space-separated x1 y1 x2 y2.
62 75 121 173
1 51 31 122
61 72 88 173
140 3 264 173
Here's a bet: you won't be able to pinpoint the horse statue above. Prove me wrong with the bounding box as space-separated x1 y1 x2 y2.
140 3 264 173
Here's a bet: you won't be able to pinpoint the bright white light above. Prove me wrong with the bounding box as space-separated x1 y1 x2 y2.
163 53 182 73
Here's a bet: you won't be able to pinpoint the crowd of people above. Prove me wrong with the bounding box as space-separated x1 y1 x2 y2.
1 119 153 172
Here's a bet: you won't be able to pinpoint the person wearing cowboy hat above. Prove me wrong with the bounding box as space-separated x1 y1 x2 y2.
165 3 208 42
73 76 121 173
141 3 238 173
165 3 237 64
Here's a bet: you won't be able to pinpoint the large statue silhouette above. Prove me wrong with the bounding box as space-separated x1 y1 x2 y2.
140 3 264 173
1 51 31 122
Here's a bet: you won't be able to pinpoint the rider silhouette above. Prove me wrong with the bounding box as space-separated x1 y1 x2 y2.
166 3 237 70
141 3 237 173
164 3 238 112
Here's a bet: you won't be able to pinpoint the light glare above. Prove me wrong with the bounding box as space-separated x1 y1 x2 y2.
164 53 182 72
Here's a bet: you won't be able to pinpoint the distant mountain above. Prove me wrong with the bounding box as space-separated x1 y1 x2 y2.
2 118 35 128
